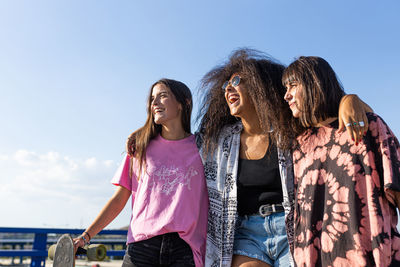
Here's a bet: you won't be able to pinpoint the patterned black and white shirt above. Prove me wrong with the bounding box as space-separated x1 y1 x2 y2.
196 122 295 267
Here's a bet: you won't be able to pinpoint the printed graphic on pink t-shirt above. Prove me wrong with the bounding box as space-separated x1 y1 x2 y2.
149 163 198 195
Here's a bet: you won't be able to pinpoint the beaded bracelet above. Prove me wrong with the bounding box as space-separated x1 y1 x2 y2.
80 235 90 245
83 231 91 241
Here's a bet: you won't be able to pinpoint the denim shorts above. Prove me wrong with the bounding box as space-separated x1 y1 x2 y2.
121 232 195 267
233 212 290 267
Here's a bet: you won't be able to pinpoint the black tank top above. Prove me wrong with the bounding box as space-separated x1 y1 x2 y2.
237 143 283 216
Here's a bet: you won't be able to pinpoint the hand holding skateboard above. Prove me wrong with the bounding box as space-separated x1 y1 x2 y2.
48 234 107 267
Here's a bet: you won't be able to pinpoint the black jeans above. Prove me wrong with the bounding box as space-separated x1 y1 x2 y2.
121 232 195 267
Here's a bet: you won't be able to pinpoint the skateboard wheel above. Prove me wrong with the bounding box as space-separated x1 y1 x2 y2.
86 244 107 261
48 244 57 260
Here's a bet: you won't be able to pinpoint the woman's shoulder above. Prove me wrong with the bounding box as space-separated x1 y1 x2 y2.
366 112 391 130
366 112 384 123
366 112 397 139
195 122 242 146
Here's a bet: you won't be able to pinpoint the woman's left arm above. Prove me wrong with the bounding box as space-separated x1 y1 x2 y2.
371 114 400 211
338 94 373 144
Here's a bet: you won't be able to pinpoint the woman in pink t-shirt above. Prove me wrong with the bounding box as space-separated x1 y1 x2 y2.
73 79 209 267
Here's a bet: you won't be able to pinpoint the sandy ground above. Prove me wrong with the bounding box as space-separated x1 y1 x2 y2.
0 258 123 267
55 259 123 267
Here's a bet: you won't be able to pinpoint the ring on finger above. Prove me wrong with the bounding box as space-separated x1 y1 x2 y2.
353 122 358 126
345 122 352 127
359 121 365 127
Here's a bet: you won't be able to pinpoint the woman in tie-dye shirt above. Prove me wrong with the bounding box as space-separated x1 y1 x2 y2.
283 56 400 267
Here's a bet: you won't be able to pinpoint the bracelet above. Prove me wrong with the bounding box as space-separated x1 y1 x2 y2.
80 235 90 245
83 231 91 241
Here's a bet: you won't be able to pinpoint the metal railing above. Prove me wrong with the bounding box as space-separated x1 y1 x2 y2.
0 227 127 267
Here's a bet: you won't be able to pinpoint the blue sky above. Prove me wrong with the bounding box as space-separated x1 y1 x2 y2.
0 1 399 229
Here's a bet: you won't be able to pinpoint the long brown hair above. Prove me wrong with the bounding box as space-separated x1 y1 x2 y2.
282 56 345 128
127 78 192 179
197 48 301 151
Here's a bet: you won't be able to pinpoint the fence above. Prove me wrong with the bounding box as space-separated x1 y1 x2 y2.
0 227 127 267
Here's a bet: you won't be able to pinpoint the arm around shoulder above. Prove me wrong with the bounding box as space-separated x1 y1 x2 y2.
338 94 373 143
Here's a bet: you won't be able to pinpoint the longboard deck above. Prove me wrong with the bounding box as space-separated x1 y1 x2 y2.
53 234 74 267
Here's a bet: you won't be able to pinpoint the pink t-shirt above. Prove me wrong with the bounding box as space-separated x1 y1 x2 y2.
111 134 209 267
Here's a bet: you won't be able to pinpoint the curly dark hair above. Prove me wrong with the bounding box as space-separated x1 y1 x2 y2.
197 48 302 152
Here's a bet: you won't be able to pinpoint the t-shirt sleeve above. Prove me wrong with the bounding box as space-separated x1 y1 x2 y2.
111 155 138 194
369 113 400 203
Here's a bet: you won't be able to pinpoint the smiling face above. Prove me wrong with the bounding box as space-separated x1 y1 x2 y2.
151 83 182 126
224 73 253 118
284 81 304 118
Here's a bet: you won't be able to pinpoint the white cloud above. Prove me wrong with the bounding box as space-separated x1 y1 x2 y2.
84 157 98 168
0 150 131 229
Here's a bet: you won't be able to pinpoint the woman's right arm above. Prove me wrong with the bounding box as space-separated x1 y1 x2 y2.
73 185 131 250
338 94 373 143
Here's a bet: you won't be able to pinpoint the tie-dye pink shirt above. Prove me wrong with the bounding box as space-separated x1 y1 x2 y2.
111 134 209 267
293 113 400 267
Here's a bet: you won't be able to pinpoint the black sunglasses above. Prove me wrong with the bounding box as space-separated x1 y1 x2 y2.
222 75 241 91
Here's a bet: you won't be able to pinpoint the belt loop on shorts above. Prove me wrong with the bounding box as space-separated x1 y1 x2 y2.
258 203 284 217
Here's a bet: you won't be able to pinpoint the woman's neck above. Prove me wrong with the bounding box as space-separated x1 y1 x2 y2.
241 114 263 136
161 123 189 140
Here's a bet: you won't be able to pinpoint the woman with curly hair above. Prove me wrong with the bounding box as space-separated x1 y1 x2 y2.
283 56 400 266
197 49 371 267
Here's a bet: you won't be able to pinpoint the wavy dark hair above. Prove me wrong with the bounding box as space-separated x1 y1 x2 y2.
127 78 192 179
197 48 301 151
282 56 345 128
